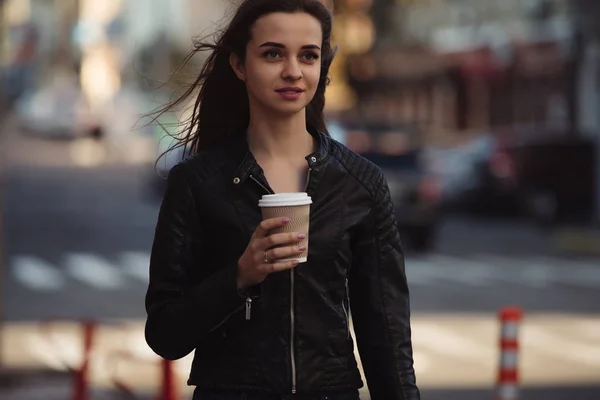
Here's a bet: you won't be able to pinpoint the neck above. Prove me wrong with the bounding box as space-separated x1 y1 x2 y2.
246 107 314 160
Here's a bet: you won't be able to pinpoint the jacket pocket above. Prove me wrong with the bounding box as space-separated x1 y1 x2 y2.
208 303 245 333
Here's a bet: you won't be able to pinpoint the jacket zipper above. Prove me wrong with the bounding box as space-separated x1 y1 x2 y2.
207 294 253 333
291 168 312 394
342 278 351 338
245 297 252 320
250 168 312 395
249 174 272 195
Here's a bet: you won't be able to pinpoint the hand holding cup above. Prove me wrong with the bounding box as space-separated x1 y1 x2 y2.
237 193 312 290
237 217 306 289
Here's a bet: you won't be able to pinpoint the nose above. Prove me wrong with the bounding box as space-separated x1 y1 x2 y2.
281 58 302 81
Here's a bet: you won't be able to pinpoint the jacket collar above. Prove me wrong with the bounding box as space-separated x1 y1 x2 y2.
231 126 330 184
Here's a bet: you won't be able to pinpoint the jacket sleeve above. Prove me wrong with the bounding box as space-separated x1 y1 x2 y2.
144 163 252 360
349 170 420 400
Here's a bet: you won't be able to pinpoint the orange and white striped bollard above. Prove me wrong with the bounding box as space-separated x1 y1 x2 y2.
156 358 179 400
497 306 523 400
72 319 96 400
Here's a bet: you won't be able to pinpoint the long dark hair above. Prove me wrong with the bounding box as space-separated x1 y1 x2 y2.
150 0 336 162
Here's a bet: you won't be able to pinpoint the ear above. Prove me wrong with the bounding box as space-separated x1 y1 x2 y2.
229 52 246 81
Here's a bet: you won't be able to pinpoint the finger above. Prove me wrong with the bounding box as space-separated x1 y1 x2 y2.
266 244 306 262
255 217 291 237
263 259 300 274
260 231 306 250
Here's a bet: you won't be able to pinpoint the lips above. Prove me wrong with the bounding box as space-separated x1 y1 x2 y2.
275 87 304 93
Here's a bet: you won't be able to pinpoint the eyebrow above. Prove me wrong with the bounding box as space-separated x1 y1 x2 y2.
258 41 321 50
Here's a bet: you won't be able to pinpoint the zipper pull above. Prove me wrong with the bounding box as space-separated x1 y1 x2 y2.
245 297 252 320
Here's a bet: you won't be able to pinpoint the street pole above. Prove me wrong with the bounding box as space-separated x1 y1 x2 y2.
0 0 6 373
0 0 6 120
594 41 600 226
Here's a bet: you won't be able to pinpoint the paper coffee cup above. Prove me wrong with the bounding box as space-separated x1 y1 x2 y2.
258 193 312 263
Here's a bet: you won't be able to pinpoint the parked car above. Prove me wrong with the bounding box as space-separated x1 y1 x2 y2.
336 121 443 251
506 130 595 224
429 129 596 224
15 76 95 140
433 133 521 214
424 134 500 211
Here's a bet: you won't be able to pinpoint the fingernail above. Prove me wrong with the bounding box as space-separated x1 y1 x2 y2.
283 218 291 223
298 233 306 239
292 260 300 266
298 246 307 251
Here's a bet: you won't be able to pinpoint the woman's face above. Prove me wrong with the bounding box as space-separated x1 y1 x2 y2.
231 12 323 117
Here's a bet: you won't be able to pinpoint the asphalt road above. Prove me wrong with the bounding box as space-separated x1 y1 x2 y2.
1 133 599 399
3 163 599 319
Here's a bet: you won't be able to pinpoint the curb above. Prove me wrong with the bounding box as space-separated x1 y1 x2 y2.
554 229 600 256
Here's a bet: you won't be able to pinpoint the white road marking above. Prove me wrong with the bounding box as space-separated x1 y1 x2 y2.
574 319 600 341
562 262 600 287
405 257 442 285
411 349 432 374
412 322 491 363
11 256 65 291
64 253 125 289
483 255 558 287
427 255 496 286
26 332 81 370
120 251 150 283
4 314 600 390
9 251 600 291
523 326 600 367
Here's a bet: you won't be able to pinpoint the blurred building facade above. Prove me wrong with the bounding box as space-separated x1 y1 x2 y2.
340 0 586 143
0 0 235 100
334 0 600 223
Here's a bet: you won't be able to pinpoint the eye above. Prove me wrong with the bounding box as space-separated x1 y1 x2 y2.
264 50 281 59
302 52 320 62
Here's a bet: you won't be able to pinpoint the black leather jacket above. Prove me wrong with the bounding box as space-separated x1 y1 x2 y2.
145 129 420 400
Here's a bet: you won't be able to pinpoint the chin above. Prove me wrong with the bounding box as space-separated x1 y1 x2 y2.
269 103 309 117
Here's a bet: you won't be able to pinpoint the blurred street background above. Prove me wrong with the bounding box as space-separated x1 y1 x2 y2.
1 0 599 399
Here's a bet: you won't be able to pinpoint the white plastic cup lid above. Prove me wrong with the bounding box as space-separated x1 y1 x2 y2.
258 192 312 207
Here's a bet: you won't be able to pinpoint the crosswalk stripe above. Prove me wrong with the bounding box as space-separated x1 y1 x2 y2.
64 253 125 289
527 257 600 287
481 255 558 287
517 262 556 288
523 326 600 367
11 256 65 291
574 319 600 341
562 263 600 287
412 322 491 363
120 251 150 283
407 256 502 286
8 251 600 291
428 255 496 286
407 255 510 286
410 349 432 373
8 315 598 390
26 332 72 370
405 258 441 285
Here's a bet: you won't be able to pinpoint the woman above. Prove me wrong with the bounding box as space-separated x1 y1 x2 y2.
145 1 420 399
